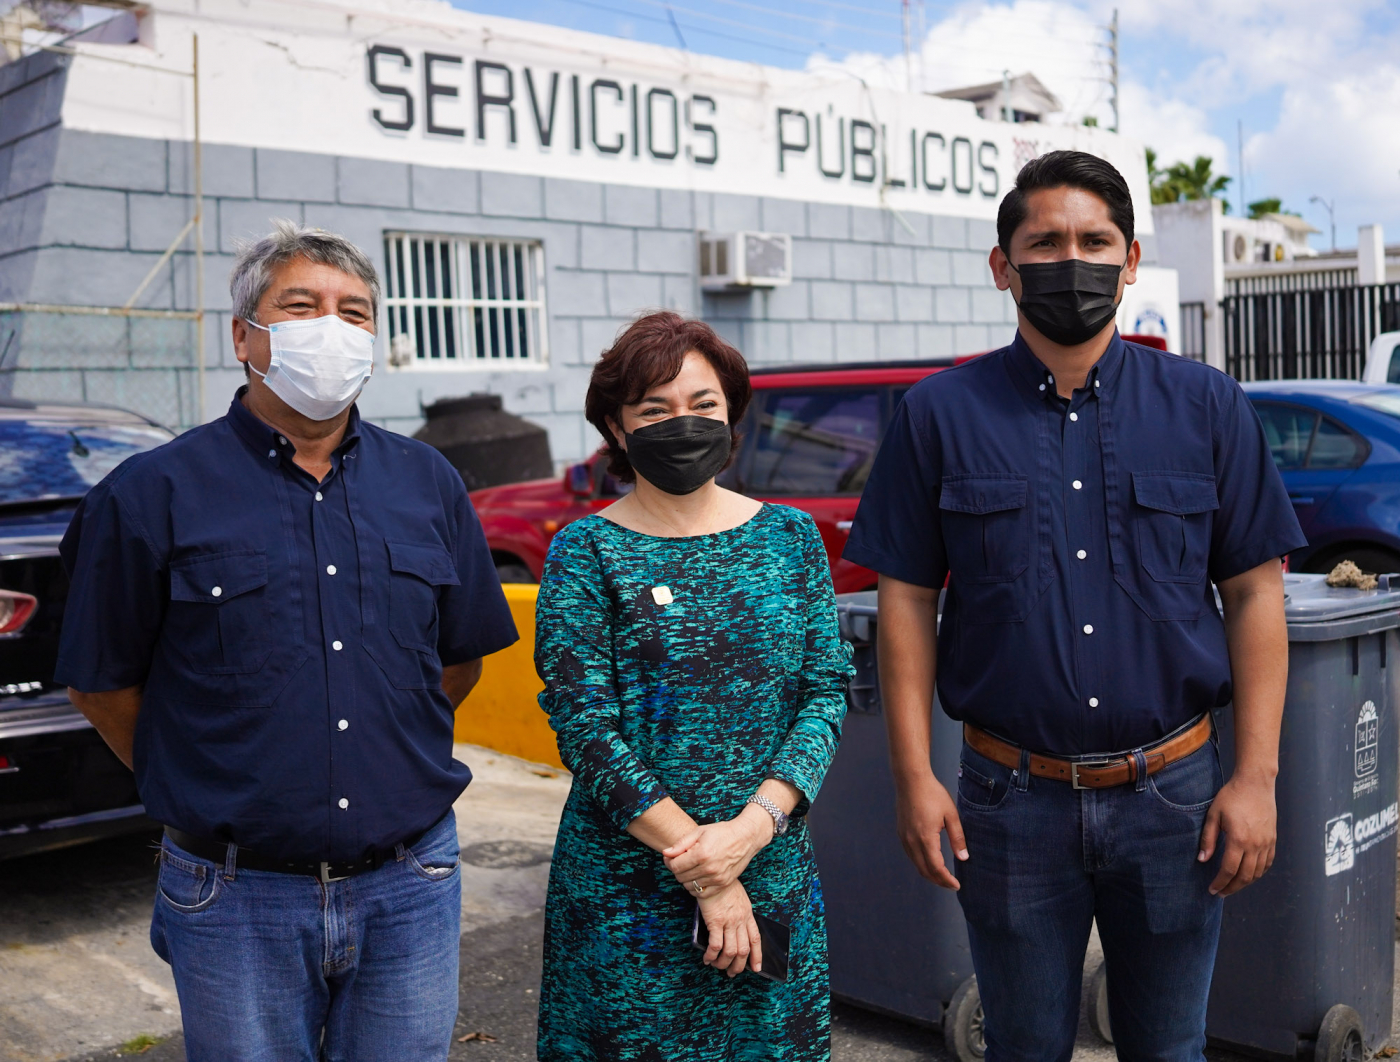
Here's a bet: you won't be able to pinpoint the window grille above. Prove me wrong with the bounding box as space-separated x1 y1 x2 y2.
383 234 548 367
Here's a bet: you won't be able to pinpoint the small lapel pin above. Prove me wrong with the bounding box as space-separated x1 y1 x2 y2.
651 586 674 605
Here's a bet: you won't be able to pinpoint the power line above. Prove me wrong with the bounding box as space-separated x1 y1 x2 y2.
551 0 818 56
700 0 904 41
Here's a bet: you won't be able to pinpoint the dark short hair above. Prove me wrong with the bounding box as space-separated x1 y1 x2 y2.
996 150 1134 254
584 311 752 483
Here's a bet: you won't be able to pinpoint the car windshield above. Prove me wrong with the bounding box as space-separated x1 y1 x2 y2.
0 418 172 504
1351 393 1400 421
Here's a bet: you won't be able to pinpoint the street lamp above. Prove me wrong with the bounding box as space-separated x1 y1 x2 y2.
1309 195 1336 253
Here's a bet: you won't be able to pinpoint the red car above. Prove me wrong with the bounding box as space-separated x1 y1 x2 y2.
470 356 978 594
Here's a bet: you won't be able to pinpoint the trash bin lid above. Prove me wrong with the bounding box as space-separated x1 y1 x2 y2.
1283 573 1400 641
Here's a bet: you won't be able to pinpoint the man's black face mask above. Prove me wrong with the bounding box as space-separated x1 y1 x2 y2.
624 415 732 496
1009 257 1126 347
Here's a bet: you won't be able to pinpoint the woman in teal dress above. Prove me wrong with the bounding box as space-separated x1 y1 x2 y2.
534 311 853 1061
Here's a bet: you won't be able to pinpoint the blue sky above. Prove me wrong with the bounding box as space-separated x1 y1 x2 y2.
450 0 1400 250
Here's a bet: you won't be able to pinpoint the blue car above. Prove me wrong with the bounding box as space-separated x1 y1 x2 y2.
1243 380 1400 574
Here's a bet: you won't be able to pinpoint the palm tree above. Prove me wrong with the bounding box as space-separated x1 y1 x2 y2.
1145 151 1232 210
1165 156 1231 202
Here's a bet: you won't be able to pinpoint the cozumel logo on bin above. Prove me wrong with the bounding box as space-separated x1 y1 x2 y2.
1326 804 1400 876
1325 814 1355 876
1354 700 1380 798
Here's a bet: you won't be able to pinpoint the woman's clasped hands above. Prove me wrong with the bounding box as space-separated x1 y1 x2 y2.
663 805 775 978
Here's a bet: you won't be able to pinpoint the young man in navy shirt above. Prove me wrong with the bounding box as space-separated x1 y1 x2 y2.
845 151 1305 1060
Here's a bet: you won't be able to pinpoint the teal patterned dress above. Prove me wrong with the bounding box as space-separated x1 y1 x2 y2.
534 504 854 1061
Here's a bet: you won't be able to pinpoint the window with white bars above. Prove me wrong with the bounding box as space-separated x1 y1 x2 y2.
383 234 548 368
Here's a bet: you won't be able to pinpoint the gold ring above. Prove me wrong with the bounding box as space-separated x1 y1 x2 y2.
692 880 704 895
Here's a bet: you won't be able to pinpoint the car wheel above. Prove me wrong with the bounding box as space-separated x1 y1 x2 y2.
1301 547 1400 577
495 563 536 584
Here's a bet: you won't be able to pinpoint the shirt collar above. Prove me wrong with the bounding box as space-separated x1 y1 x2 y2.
1006 329 1126 401
225 386 362 467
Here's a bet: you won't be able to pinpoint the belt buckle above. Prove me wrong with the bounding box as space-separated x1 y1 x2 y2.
318 862 350 884
1070 759 1117 790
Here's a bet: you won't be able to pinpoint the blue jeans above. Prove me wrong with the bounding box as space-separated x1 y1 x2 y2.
954 738 1224 1062
150 811 462 1062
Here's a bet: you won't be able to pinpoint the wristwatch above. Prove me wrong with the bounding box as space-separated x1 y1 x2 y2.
746 794 790 837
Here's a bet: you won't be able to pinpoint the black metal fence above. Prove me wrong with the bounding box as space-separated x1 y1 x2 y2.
1223 282 1400 382
1179 301 1206 362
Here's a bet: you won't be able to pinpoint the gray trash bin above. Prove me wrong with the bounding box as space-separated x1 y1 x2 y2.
806 591 981 1059
1204 573 1400 1061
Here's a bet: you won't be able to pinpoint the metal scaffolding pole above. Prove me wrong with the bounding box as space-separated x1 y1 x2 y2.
193 33 205 423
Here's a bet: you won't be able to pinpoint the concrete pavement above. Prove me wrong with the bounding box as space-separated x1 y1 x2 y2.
2 745 1395 1060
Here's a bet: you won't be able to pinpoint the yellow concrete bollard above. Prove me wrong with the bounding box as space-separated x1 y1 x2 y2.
453 583 565 769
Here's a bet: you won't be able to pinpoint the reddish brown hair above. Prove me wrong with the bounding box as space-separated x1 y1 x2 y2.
584 311 752 483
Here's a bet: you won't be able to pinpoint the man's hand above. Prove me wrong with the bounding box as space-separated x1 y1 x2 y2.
663 806 771 892
895 773 968 890
696 879 763 977
1199 775 1276 896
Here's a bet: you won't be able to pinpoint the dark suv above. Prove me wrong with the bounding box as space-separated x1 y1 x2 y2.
0 398 172 858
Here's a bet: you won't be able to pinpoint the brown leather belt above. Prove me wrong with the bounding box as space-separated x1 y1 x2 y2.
963 714 1213 790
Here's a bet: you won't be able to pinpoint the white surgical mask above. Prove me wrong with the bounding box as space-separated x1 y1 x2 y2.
246 315 375 421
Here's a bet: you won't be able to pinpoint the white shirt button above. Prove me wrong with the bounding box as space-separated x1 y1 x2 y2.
1069 412 1079 422
1072 480 1083 490
338 719 349 731
278 436 287 446
1077 549 1087 560
267 449 277 459
338 798 349 810
1083 624 1094 635
1038 384 1046 391
332 640 343 651
211 586 222 597
1047 375 1054 383
1089 697 1100 708
326 565 337 576
315 492 323 502
1095 380 1101 387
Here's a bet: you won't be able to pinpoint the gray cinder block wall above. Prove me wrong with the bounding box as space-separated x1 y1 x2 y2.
0 48 1029 459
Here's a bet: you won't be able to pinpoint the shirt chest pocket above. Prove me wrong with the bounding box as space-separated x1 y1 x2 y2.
1132 473 1218 583
387 541 460 655
939 475 1030 584
168 551 272 675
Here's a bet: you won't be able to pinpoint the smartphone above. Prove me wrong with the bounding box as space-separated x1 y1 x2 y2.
691 903 791 983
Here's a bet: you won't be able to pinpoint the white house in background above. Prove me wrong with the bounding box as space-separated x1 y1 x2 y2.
1154 196 1396 370
935 73 1062 125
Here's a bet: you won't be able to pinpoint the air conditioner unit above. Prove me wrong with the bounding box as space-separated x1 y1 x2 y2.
699 231 792 291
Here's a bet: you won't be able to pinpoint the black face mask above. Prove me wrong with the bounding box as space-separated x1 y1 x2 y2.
624 415 732 496
1009 258 1126 347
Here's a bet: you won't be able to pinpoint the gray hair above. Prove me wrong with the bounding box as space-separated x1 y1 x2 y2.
229 219 381 324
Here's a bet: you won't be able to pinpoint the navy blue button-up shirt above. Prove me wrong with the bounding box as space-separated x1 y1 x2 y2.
844 333 1306 756
56 390 517 861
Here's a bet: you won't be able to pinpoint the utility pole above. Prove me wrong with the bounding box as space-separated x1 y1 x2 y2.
1237 120 1245 217
901 0 912 93
1310 195 1336 252
1001 69 1011 122
1108 8 1119 133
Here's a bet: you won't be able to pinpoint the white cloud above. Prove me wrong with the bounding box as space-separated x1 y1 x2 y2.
1247 65 1400 241
808 0 1400 243
1117 80 1227 173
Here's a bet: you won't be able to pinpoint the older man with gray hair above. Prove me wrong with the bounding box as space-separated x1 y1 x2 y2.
55 220 518 1060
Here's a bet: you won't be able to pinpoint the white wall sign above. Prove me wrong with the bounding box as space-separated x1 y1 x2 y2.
59 0 1155 230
